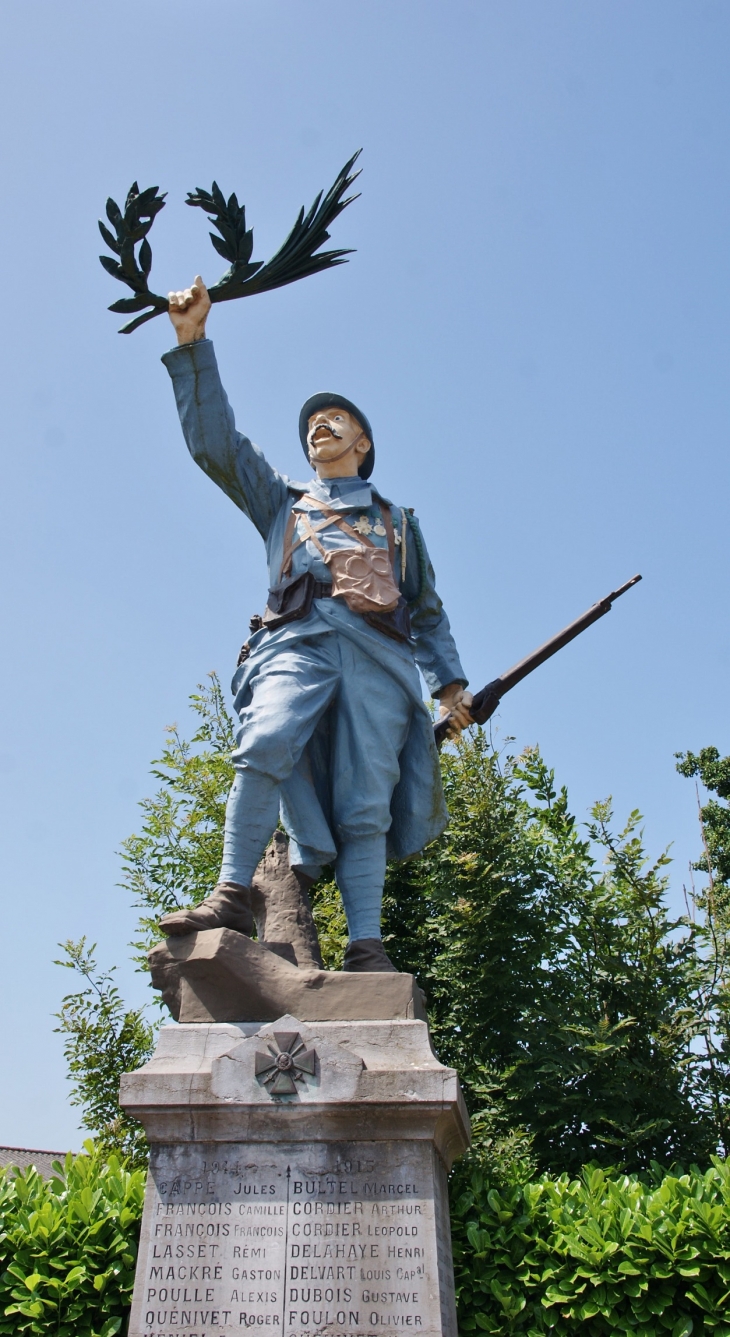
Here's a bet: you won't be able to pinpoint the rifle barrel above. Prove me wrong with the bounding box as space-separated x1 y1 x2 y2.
433 573 641 748
497 573 642 695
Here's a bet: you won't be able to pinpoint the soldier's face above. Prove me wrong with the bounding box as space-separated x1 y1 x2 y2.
307 407 364 461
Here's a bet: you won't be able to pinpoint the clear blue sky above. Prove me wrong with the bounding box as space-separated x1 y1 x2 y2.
0 0 727 1150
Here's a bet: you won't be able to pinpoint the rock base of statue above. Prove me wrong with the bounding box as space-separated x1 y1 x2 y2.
120 1012 470 1337
150 927 428 1024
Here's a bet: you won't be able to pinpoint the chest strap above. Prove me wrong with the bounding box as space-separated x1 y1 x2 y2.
280 496 397 579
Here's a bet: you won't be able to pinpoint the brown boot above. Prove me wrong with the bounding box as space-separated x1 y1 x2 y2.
159 882 254 937
343 937 398 973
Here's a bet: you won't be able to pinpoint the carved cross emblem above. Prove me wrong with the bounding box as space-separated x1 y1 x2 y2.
255 1031 317 1095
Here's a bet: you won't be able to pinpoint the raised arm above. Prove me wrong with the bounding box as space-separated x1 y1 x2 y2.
161 277 290 540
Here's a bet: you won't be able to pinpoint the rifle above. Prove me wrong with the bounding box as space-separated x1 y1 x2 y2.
434 574 642 749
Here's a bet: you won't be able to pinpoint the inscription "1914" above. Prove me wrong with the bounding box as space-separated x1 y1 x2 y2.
134 1146 439 1337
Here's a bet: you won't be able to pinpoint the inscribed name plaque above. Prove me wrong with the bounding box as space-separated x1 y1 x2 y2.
130 1140 447 1337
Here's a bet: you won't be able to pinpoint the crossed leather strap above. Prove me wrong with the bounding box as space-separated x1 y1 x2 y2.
280 495 397 579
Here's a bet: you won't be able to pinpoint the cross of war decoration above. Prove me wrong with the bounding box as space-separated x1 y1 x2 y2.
98 151 362 334
254 1031 317 1096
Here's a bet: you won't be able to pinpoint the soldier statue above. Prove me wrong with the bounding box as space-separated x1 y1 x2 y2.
158 276 473 972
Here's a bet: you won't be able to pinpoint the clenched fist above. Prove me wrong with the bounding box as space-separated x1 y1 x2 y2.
168 275 211 345
437 682 474 738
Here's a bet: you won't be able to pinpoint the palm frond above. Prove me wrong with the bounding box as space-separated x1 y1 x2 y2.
187 150 361 304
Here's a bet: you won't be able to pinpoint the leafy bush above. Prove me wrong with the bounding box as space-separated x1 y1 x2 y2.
451 1159 730 1335
0 1142 144 1336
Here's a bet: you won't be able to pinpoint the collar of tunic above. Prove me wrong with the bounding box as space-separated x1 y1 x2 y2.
289 475 392 513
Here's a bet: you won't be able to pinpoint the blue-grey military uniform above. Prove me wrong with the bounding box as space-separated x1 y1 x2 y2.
162 339 467 942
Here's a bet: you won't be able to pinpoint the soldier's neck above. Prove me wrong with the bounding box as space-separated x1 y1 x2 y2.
315 460 362 479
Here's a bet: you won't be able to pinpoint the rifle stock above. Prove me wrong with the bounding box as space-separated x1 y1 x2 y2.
434 574 642 749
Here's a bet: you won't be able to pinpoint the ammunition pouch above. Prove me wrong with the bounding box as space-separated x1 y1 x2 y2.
262 572 332 631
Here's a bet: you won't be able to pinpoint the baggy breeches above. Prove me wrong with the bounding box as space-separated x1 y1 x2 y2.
220 633 414 941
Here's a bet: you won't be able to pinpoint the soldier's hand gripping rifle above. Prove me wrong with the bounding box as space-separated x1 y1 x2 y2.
434 574 642 748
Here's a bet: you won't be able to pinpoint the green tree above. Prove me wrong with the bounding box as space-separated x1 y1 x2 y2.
675 746 730 1156
677 746 730 886
54 941 154 1168
120 673 236 968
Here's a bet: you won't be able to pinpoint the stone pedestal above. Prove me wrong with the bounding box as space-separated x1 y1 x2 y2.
120 1014 470 1337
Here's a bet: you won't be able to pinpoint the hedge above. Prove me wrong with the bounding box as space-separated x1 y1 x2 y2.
0 1141 145 1336
451 1160 730 1335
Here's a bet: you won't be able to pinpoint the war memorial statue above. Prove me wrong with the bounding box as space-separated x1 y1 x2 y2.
96 163 639 988
106 164 641 1337
156 274 473 971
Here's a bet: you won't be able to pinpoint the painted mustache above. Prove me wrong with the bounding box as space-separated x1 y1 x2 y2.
308 420 343 447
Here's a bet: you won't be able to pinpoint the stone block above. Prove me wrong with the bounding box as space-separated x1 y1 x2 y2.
150 928 428 1024
250 830 323 969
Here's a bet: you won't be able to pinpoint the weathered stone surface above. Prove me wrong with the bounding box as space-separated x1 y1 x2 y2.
149 929 428 1024
250 831 323 970
121 1017 470 1337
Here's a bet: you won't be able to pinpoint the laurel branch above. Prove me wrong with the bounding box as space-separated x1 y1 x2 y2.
99 151 361 334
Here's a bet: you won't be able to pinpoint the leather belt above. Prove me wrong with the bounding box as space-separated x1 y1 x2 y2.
312 581 333 598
